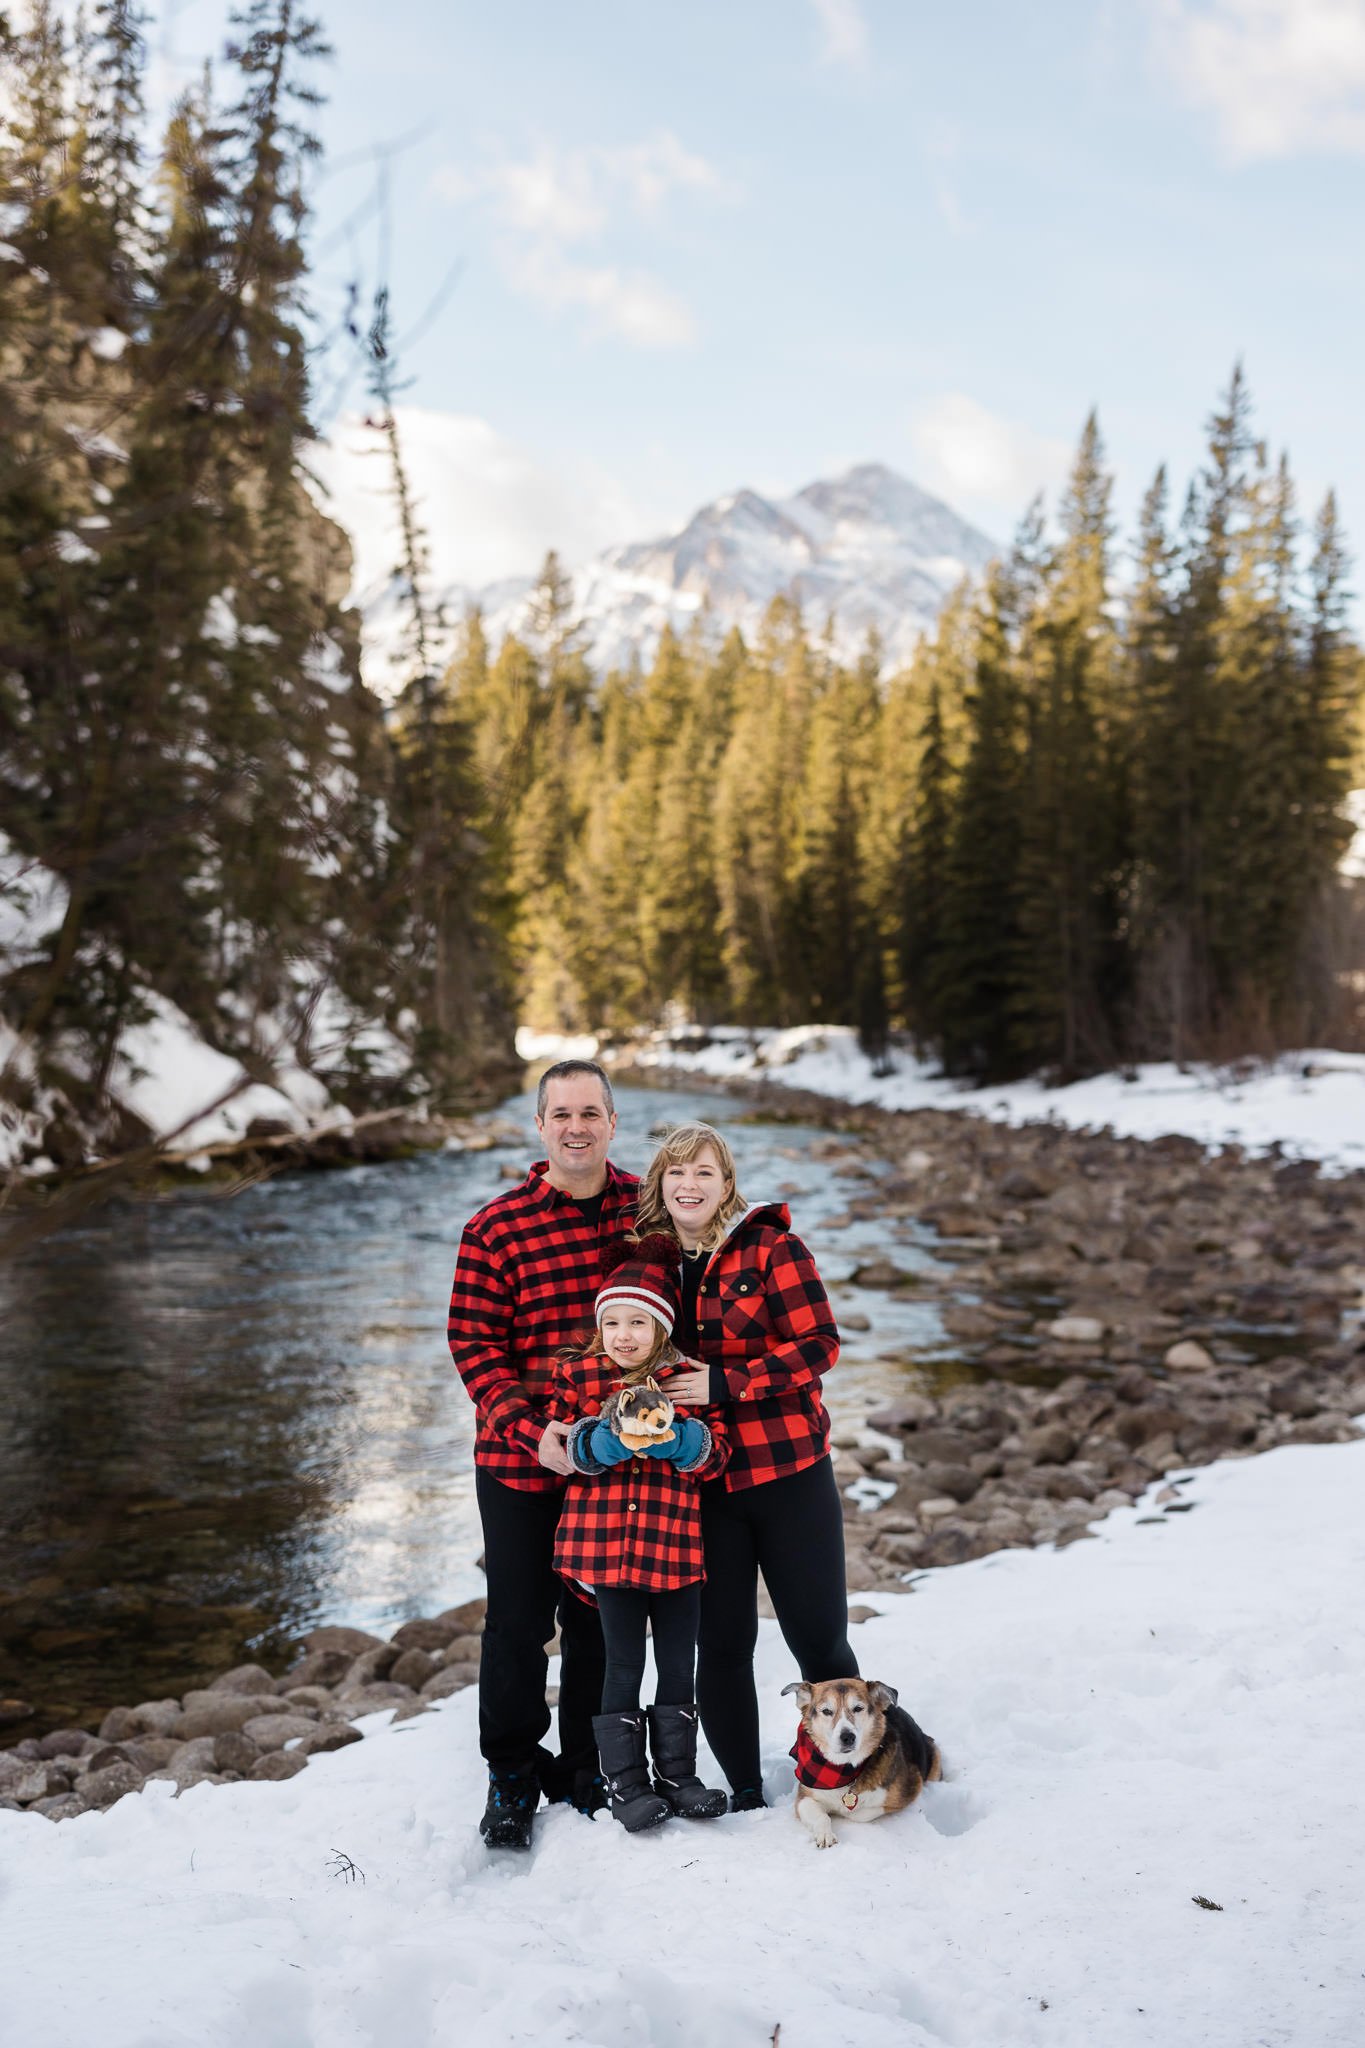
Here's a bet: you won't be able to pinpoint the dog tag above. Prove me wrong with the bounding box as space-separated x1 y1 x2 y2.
842 1789 859 1810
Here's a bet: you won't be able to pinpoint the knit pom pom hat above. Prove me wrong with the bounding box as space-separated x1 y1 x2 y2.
595 1233 680 1335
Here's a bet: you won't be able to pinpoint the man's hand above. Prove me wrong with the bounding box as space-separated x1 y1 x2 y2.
663 1363 711 1405
536 1420 576 1476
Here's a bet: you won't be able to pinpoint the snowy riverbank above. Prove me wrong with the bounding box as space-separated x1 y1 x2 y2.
5 1435 1363 2048
517 1025 1365 1177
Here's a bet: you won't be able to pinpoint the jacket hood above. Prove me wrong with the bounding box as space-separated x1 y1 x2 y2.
713 1198 791 1248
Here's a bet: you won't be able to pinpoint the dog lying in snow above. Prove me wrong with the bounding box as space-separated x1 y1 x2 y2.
783 1678 941 1849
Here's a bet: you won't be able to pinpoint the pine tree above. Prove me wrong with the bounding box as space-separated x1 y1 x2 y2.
1012 412 1122 1073
935 563 1028 1076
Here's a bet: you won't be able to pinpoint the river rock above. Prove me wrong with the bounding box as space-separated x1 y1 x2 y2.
207 1664 278 1697
174 1694 294 1740
31 1793 88 1820
335 1683 414 1716
122 1736 179 1772
279 1648 353 1691
420 1664 479 1701
15 1763 71 1803
213 1731 260 1774
282 1686 335 1711
851 1259 910 1289
0 1753 29 1795
36 1729 96 1761
341 1645 401 1689
78 1760 144 1810
1164 1339 1215 1371
921 1462 979 1504
299 1625 388 1659
249 1751 308 1782
389 1648 437 1691
438 1634 484 1669
82 1742 134 1772
431 1598 487 1637
865 1395 939 1433
1048 1315 1107 1344
1019 1423 1078 1465
294 1723 363 1757
1268 1377 1321 1418
243 1713 319 1753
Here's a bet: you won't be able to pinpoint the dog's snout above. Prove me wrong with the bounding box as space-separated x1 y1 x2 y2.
838 1726 857 1750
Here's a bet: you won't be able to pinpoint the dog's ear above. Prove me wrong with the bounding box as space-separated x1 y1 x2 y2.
781 1681 812 1708
868 1681 899 1711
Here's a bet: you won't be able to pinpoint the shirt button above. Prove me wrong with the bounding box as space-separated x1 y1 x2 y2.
627 1502 637 1512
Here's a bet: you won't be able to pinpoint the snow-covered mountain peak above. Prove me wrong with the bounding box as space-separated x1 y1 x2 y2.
477 461 997 674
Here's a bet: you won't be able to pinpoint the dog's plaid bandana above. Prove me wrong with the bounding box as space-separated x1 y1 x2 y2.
790 1725 866 1790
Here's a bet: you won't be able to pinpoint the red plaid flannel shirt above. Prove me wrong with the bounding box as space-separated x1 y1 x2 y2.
447 1160 638 1492
547 1351 729 1591
677 1201 837 1491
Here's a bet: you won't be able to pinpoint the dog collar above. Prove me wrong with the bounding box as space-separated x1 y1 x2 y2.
790 1724 887 1802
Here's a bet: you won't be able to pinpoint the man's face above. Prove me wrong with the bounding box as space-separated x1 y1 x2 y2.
536 1075 616 1187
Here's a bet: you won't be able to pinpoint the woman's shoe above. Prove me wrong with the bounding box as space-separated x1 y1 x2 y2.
646 1704 727 1819
728 1785 767 1812
592 1712 671 1833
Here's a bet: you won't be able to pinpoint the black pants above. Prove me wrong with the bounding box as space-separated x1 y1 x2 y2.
697 1456 858 1795
474 1469 606 1787
596 1583 701 1714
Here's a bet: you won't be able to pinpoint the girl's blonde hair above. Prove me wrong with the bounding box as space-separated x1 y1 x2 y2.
633 1121 747 1256
559 1317 679 1388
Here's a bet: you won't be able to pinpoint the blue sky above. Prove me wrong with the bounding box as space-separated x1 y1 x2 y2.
154 0 1365 592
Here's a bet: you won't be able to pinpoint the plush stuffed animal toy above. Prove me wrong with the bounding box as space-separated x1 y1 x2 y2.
599 1378 677 1455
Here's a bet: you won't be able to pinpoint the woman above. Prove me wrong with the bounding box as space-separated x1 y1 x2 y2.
634 1120 858 1809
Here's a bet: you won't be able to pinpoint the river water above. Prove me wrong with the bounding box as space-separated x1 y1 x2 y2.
0 1082 955 1736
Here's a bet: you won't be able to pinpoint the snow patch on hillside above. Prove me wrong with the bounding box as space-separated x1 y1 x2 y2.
1 834 378 1171
4 1436 1363 2046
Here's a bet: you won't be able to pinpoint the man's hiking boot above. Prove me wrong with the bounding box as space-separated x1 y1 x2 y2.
592 1712 671 1833
479 1765 539 1850
647 1704 727 1819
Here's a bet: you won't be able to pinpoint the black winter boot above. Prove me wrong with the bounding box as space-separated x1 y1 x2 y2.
647 1704 727 1819
479 1764 539 1850
592 1712 671 1833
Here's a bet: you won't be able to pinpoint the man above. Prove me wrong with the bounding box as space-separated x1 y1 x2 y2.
447 1058 638 1849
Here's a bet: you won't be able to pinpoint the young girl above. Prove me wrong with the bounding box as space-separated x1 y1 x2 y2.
551 1236 730 1833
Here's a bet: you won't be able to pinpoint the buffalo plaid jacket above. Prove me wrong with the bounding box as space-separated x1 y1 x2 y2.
669 1201 837 1492
547 1351 729 1591
447 1160 639 1492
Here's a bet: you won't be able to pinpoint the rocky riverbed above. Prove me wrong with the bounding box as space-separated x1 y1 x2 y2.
0 1602 487 1821
6 1082 1364 1822
762 1086 1365 1587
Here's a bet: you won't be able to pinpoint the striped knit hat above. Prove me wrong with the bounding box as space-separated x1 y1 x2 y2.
595 1233 680 1336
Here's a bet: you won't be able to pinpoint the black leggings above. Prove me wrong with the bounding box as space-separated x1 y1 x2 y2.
698 1457 858 1794
597 1582 702 1714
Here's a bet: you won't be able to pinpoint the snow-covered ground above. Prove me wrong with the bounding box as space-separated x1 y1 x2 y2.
531 1024 1365 1176
5 1436 1362 2047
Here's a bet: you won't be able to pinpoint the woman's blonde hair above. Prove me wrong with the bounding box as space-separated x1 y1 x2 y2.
633 1121 747 1255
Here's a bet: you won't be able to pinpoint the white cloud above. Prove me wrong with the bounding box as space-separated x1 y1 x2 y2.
1154 0 1365 159
809 0 870 68
309 407 642 603
908 393 1072 525
432 133 721 349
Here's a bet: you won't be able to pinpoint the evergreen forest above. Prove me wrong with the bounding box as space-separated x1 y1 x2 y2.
2 2 1363 1181
474 393 1364 1078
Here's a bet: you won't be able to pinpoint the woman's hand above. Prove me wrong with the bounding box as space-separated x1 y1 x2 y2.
663 1363 712 1405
